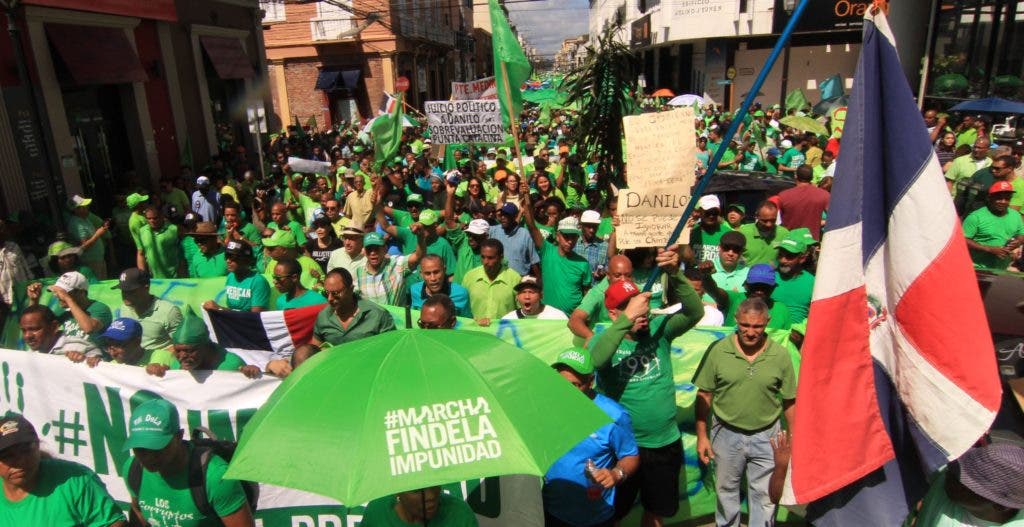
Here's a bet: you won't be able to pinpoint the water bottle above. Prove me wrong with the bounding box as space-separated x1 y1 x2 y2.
585 459 602 501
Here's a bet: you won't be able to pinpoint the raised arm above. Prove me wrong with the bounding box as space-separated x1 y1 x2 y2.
519 180 545 250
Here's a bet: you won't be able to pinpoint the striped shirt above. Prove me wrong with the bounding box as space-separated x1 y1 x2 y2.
355 255 410 307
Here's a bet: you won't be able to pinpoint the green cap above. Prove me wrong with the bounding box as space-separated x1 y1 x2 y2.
173 307 210 346
126 193 149 209
418 209 439 226
406 193 424 205
552 347 594 375
753 110 766 117
353 145 365 153
726 203 746 214
263 229 298 248
47 241 74 257
123 399 180 451
788 227 818 246
363 232 385 247
392 156 403 164
775 234 808 254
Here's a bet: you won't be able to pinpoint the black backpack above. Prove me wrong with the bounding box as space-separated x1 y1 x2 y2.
127 427 259 518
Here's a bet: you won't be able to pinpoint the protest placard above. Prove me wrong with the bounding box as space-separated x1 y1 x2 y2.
616 108 697 249
452 77 498 100
287 156 333 175
426 100 505 144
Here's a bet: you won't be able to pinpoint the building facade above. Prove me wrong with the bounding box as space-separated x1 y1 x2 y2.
0 0 270 220
591 0 864 110
262 0 477 132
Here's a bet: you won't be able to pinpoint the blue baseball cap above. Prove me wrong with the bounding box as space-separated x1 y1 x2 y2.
745 264 776 287
499 202 519 216
102 318 142 342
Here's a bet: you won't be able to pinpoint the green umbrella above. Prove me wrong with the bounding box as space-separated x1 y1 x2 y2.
779 115 828 136
225 330 611 506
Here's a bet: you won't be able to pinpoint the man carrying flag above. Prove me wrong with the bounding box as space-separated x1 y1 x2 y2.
781 3 1002 525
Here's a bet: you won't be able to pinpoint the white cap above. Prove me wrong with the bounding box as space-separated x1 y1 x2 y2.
780 139 793 149
51 271 89 293
557 216 581 234
196 175 211 186
70 195 92 208
465 219 490 235
697 194 721 211
580 210 602 224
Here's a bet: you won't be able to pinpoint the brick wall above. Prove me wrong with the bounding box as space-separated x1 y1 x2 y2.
284 60 326 127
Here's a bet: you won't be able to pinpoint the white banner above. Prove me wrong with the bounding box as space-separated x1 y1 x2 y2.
425 100 505 145
287 156 333 175
0 349 541 526
451 77 498 100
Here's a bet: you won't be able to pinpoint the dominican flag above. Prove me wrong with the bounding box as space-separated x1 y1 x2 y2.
378 93 398 115
203 305 323 368
781 8 1002 525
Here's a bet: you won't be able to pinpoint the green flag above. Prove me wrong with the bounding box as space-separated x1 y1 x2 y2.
785 89 809 113
490 0 532 130
371 93 403 169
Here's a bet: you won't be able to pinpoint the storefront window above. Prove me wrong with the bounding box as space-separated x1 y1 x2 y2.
926 0 1024 104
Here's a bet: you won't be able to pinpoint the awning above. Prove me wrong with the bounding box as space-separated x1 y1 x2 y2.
45 24 148 85
315 68 361 92
199 35 254 79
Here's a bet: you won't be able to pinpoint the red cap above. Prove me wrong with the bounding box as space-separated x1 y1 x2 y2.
604 280 640 310
989 181 1015 194
767 195 781 206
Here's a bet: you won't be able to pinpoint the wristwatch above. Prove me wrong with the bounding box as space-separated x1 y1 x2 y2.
613 467 626 482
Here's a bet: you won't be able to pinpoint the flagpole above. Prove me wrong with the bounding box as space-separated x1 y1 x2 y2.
642 0 811 292
499 62 527 178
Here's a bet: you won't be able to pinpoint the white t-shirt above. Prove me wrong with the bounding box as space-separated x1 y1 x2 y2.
501 304 569 320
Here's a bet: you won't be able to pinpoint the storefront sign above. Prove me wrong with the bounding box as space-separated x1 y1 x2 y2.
772 0 867 33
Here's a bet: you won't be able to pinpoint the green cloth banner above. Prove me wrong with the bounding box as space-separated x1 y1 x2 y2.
490 0 532 129
2 278 802 524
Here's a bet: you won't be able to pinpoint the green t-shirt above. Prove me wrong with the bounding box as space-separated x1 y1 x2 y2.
693 337 797 431
0 458 124 527
123 444 248 526
539 239 592 315
276 289 328 310
737 223 790 266
689 223 733 264
139 223 181 278
772 270 815 324
56 300 112 345
778 147 806 169
267 220 307 248
129 211 148 249
963 206 1024 269
361 493 479 527
738 151 763 171
445 228 482 285
425 236 457 275
723 292 792 330
225 271 271 311
188 248 228 279
67 215 104 263
590 315 682 448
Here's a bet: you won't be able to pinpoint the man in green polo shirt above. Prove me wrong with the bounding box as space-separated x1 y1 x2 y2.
268 202 307 248
694 297 796 527
126 192 149 250
117 268 182 352
738 201 789 266
588 246 704 527
137 206 181 278
461 238 522 326
204 241 270 312
274 258 327 310
311 268 396 347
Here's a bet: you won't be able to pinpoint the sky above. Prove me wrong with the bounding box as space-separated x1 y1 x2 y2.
504 0 589 59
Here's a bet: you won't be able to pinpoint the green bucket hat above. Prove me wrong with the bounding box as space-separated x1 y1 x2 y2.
47 241 74 257
123 399 180 451
552 347 594 375
173 307 210 346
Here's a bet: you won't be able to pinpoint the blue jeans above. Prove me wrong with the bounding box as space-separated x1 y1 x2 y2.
710 417 781 527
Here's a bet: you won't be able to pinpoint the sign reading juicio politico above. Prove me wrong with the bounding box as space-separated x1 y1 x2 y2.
426 100 504 145
617 108 698 249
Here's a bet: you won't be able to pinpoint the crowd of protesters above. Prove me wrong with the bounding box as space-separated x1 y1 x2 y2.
0 97 1023 527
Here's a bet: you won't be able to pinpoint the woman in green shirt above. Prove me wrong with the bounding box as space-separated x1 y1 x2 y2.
361 486 478 527
0 415 126 527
